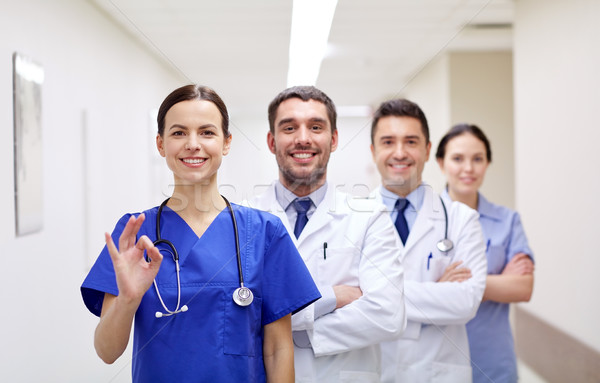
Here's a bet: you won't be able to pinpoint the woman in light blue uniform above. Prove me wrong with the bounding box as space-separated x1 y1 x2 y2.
81 85 320 382
436 124 534 383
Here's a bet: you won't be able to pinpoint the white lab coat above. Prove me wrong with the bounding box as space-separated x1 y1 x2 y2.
250 183 406 383
373 185 487 383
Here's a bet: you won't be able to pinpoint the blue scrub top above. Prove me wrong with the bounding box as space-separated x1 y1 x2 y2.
451 192 534 383
81 203 321 382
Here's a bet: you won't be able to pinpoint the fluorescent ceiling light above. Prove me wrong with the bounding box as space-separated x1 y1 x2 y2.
287 0 338 87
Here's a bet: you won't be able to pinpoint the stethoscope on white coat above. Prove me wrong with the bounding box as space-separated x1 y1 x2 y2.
152 196 253 318
437 196 454 253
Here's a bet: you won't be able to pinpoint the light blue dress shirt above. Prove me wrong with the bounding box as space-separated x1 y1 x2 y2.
379 183 426 232
443 189 534 383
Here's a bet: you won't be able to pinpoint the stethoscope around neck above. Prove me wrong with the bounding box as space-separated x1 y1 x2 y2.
151 196 253 319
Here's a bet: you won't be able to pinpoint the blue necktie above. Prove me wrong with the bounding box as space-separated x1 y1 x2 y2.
293 199 312 239
395 198 410 245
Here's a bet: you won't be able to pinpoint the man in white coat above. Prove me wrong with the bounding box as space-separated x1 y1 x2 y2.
250 86 406 382
369 98 487 383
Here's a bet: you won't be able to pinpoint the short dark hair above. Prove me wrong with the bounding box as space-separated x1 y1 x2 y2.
371 99 430 145
268 86 337 134
435 123 492 162
157 84 230 138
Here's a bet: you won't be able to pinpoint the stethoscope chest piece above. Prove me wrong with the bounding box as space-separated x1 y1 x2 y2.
436 196 454 253
437 238 454 253
233 286 254 307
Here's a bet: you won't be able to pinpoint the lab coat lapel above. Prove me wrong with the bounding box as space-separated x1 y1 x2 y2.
403 186 445 254
250 183 291 226
296 185 341 244
249 183 302 246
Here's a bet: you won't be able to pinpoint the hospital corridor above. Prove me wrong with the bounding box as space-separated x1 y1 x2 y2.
0 0 598 382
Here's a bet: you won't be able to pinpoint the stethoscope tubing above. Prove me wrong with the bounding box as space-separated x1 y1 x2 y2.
435 196 454 253
152 195 251 317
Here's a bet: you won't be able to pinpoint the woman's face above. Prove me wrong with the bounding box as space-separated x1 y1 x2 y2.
156 99 231 186
437 133 489 197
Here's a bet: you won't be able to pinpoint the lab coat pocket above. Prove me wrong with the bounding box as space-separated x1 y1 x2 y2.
317 247 360 285
223 293 262 357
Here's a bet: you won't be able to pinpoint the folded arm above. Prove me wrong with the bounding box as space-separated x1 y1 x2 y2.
405 211 487 325
483 253 534 303
308 213 406 356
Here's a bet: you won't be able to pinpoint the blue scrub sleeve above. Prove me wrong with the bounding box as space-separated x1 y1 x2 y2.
81 213 135 317
260 218 321 325
507 212 534 263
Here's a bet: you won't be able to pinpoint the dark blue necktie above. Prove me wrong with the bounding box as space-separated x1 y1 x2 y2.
395 198 410 245
293 199 312 239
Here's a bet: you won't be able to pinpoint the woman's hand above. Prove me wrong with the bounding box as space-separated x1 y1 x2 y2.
483 253 534 303
105 214 163 303
501 253 534 276
437 261 472 283
95 214 163 364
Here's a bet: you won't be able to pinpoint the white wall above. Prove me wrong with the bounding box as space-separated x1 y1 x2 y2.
402 55 451 193
218 115 279 202
0 1 183 381
402 51 515 208
514 0 600 351
448 51 515 209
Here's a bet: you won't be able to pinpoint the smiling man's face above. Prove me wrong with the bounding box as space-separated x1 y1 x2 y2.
371 115 431 197
267 98 338 197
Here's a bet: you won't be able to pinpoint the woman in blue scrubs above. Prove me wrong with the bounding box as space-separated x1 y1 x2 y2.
436 124 534 383
81 85 320 382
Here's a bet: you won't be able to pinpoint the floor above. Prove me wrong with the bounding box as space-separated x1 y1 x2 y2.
518 360 548 383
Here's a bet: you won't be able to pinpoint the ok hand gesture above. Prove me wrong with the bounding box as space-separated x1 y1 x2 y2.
105 214 163 304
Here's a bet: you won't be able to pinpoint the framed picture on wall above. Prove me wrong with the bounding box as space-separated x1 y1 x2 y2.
13 52 44 236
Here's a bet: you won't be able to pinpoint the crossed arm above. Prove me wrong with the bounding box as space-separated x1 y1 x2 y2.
439 252 534 303
483 253 534 302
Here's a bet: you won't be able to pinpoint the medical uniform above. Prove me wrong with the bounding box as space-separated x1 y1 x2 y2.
443 190 533 383
376 184 487 383
250 182 406 383
81 203 320 383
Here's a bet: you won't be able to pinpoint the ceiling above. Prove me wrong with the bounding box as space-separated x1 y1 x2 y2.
91 0 514 118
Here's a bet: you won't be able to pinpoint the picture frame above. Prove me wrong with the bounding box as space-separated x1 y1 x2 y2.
13 52 44 236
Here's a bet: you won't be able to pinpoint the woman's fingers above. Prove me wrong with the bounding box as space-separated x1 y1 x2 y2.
517 258 534 274
137 235 163 268
118 214 146 252
105 232 120 263
503 253 534 275
146 246 163 269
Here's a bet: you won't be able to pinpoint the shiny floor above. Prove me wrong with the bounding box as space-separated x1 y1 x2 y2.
518 360 547 383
